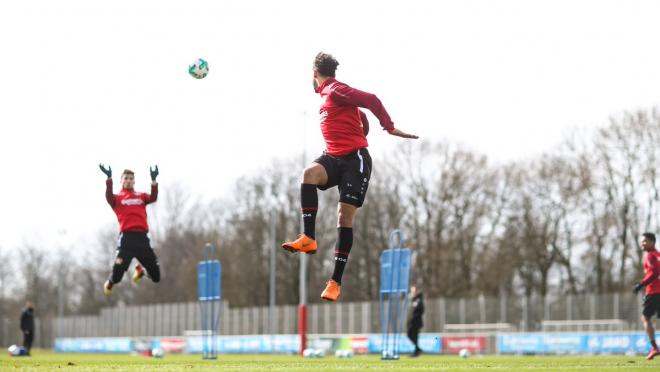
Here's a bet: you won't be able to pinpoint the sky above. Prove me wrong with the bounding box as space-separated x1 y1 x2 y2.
0 0 659 253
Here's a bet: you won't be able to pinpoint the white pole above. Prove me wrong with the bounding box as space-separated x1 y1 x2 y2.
299 255 307 306
613 293 619 319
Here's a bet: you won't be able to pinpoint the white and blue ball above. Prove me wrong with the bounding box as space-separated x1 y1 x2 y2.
303 348 324 358
302 348 314 358
151 347 165 358
458 348 471 358
7 345 26 356
188 58 209 79
335 349 354 358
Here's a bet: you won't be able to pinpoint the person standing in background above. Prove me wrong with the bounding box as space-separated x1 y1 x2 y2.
20 301 34 356
633 232 660 360
407 286 424 357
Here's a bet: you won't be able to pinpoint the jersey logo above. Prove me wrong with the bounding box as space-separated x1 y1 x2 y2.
319 110 328 124
121 198 145 206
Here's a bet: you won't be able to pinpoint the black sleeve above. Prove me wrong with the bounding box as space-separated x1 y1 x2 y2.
20 311 27 330
413 298 425 319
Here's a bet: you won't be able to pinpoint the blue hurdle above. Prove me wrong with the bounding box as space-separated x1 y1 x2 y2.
197 243 222 360
379 229 412 361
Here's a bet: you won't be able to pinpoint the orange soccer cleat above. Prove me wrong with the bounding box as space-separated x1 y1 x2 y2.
647 347 660 360
103 280 113 296
132 264 145 284
321 280 341 301
281 234 317 254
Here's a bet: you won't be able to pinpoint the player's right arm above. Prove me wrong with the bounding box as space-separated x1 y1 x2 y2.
99 164 116 207
19 311 27 331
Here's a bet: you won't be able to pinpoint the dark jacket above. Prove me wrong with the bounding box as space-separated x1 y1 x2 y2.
408 293 424 329
20 308 34 332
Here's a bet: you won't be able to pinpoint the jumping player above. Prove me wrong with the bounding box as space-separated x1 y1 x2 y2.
99 164 161 296
281 52 418 301
634 232 660 360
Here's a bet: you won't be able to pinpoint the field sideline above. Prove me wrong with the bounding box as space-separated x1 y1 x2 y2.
0 351 658 371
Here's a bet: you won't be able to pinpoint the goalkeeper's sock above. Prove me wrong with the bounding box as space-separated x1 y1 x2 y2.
301 184 318 239
331 227 353 284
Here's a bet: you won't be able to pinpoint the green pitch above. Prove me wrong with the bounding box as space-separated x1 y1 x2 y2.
0 351 658 371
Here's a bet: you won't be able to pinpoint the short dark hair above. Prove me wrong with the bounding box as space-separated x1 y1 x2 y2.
642 232 656 243
314 52 339 77
122 169 134 177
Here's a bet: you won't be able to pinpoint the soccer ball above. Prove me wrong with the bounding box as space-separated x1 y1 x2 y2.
303 348 324 358
381 350 394 359
458 348 471 358
188 58 209 79
335 349 354 358
7 345 25 356
302 348 315 358
151 347 165 358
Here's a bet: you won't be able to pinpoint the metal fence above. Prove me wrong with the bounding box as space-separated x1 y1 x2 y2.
1 316 54 350
0 292 645 348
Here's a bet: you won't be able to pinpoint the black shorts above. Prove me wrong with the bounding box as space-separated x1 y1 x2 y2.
111 232 161 283
642 293 660 318
314 148 372 208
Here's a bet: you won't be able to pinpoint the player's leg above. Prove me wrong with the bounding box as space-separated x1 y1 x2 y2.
134 234 161 283
332 202 357 281
406 326 415 350
301 163 327 240
322 149 371 301
105 235 133 295
320 203 356 302
407 325 421 356
642 294 660 359
413 326 422 356
282 158 335 254
642 315 659 359
23 331 32 355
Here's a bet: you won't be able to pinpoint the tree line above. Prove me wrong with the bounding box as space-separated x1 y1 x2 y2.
2 108 659 320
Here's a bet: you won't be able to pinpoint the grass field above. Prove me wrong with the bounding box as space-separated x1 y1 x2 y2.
0 351 658 371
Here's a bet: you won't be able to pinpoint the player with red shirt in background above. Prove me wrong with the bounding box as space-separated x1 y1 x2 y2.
634 232 660 360
99 164 161 296
281 52 418 301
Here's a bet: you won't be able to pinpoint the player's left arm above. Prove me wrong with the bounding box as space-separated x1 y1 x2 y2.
330 84 418 139
145 165 159 204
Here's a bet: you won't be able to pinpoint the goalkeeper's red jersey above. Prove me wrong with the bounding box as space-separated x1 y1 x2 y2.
316 78 395 156
642 250 660 295
105 179 158 233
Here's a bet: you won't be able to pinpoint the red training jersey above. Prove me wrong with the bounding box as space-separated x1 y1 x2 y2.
642 250 660 295
316 78 395 156
105 179 158 233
